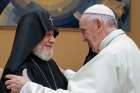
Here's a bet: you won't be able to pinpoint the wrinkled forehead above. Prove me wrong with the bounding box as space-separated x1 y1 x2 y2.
80 14 93 23
80 14 92 26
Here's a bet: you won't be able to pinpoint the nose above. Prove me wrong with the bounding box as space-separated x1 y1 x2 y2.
49 36 55 43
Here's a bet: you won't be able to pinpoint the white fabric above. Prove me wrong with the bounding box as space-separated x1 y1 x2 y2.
63 69 76 80
84 4 115 18
20 29 140 93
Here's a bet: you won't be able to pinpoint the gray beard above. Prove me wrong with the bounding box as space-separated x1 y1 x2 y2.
33 49 53 62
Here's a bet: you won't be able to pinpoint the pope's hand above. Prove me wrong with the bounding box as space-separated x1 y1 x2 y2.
5 69 30 93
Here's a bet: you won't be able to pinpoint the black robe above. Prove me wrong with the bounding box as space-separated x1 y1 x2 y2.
24 53 67 89
83 47 97 65
0 54 67 93
0 2 67 93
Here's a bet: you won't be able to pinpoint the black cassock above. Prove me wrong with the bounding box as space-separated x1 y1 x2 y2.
83 47 97 65
0 2 67 93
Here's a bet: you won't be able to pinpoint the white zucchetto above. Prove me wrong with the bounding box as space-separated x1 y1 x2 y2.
84 4 115 18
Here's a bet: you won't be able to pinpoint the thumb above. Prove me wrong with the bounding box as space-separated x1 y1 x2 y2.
22 69 30 81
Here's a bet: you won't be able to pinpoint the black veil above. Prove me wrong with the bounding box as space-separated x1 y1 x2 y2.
0 2 64 93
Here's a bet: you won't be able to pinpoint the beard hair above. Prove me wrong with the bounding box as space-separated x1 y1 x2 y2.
33 46 53 61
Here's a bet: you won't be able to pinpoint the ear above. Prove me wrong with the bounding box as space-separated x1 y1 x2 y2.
96 18 102 30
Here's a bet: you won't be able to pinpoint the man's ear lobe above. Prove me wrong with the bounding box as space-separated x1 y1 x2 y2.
96 18 102 29
95 18 103 34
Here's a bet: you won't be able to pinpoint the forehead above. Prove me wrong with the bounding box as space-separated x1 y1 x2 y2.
80 14 92 25
40 32 54 41
80 14 92 20
43 31 54 37
79 14 92 28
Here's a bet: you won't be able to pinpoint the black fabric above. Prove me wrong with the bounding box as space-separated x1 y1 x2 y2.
0 81 7 93
0 2 67 93
83 47 97 65
26 54 67 89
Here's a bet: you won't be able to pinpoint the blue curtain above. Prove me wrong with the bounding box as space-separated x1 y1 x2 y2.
0 0 10 14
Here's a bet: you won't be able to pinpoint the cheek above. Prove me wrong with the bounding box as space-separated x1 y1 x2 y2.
86 31 94 40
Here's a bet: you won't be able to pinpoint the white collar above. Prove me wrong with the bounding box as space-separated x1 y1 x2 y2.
99 29 125 50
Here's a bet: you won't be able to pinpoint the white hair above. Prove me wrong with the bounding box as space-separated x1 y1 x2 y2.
88 14 118 28
33 45 53 61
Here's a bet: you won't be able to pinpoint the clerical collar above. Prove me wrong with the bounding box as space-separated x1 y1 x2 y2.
99 29 125 50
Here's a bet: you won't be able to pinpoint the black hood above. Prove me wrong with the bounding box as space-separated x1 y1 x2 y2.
3 2 59 74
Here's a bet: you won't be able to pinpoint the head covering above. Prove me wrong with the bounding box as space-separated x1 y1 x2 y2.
3 2 58 74
84 4 115 18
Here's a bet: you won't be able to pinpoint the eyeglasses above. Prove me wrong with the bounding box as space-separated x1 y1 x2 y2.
45 32 54 39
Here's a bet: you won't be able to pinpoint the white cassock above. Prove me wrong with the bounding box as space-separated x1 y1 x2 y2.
20 29 140 93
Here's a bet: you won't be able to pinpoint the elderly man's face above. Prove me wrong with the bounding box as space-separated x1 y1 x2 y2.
33 31 55 61
80 14 101 53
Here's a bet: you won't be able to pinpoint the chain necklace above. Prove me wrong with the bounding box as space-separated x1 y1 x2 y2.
47 61 58 89
31 58 58 89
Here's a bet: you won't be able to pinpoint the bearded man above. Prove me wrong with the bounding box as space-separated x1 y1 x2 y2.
0 2 67 93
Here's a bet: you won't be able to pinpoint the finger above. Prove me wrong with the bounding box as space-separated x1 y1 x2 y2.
11 89 19 93
5 79 17 86
5 75 21 85
6 74 21 81
10 87 19 93
22 69 30 81
22 69 28 77
6 84 15 89
6 83 19 90
10 91 15 93
5 75 18 79
11 90 19 93
6 85 11 89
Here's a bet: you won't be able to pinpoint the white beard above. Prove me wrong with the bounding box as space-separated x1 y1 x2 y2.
33 47 53 62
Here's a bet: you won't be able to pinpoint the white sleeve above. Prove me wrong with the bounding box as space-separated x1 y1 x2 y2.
63 69 76 80
20 82 69 93
20 52 120 93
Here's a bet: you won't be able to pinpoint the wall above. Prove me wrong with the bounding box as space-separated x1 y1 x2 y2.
54 29 88 70
0 27 15 68
0 28 88 71
0 0 140 71
127 0 140 46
